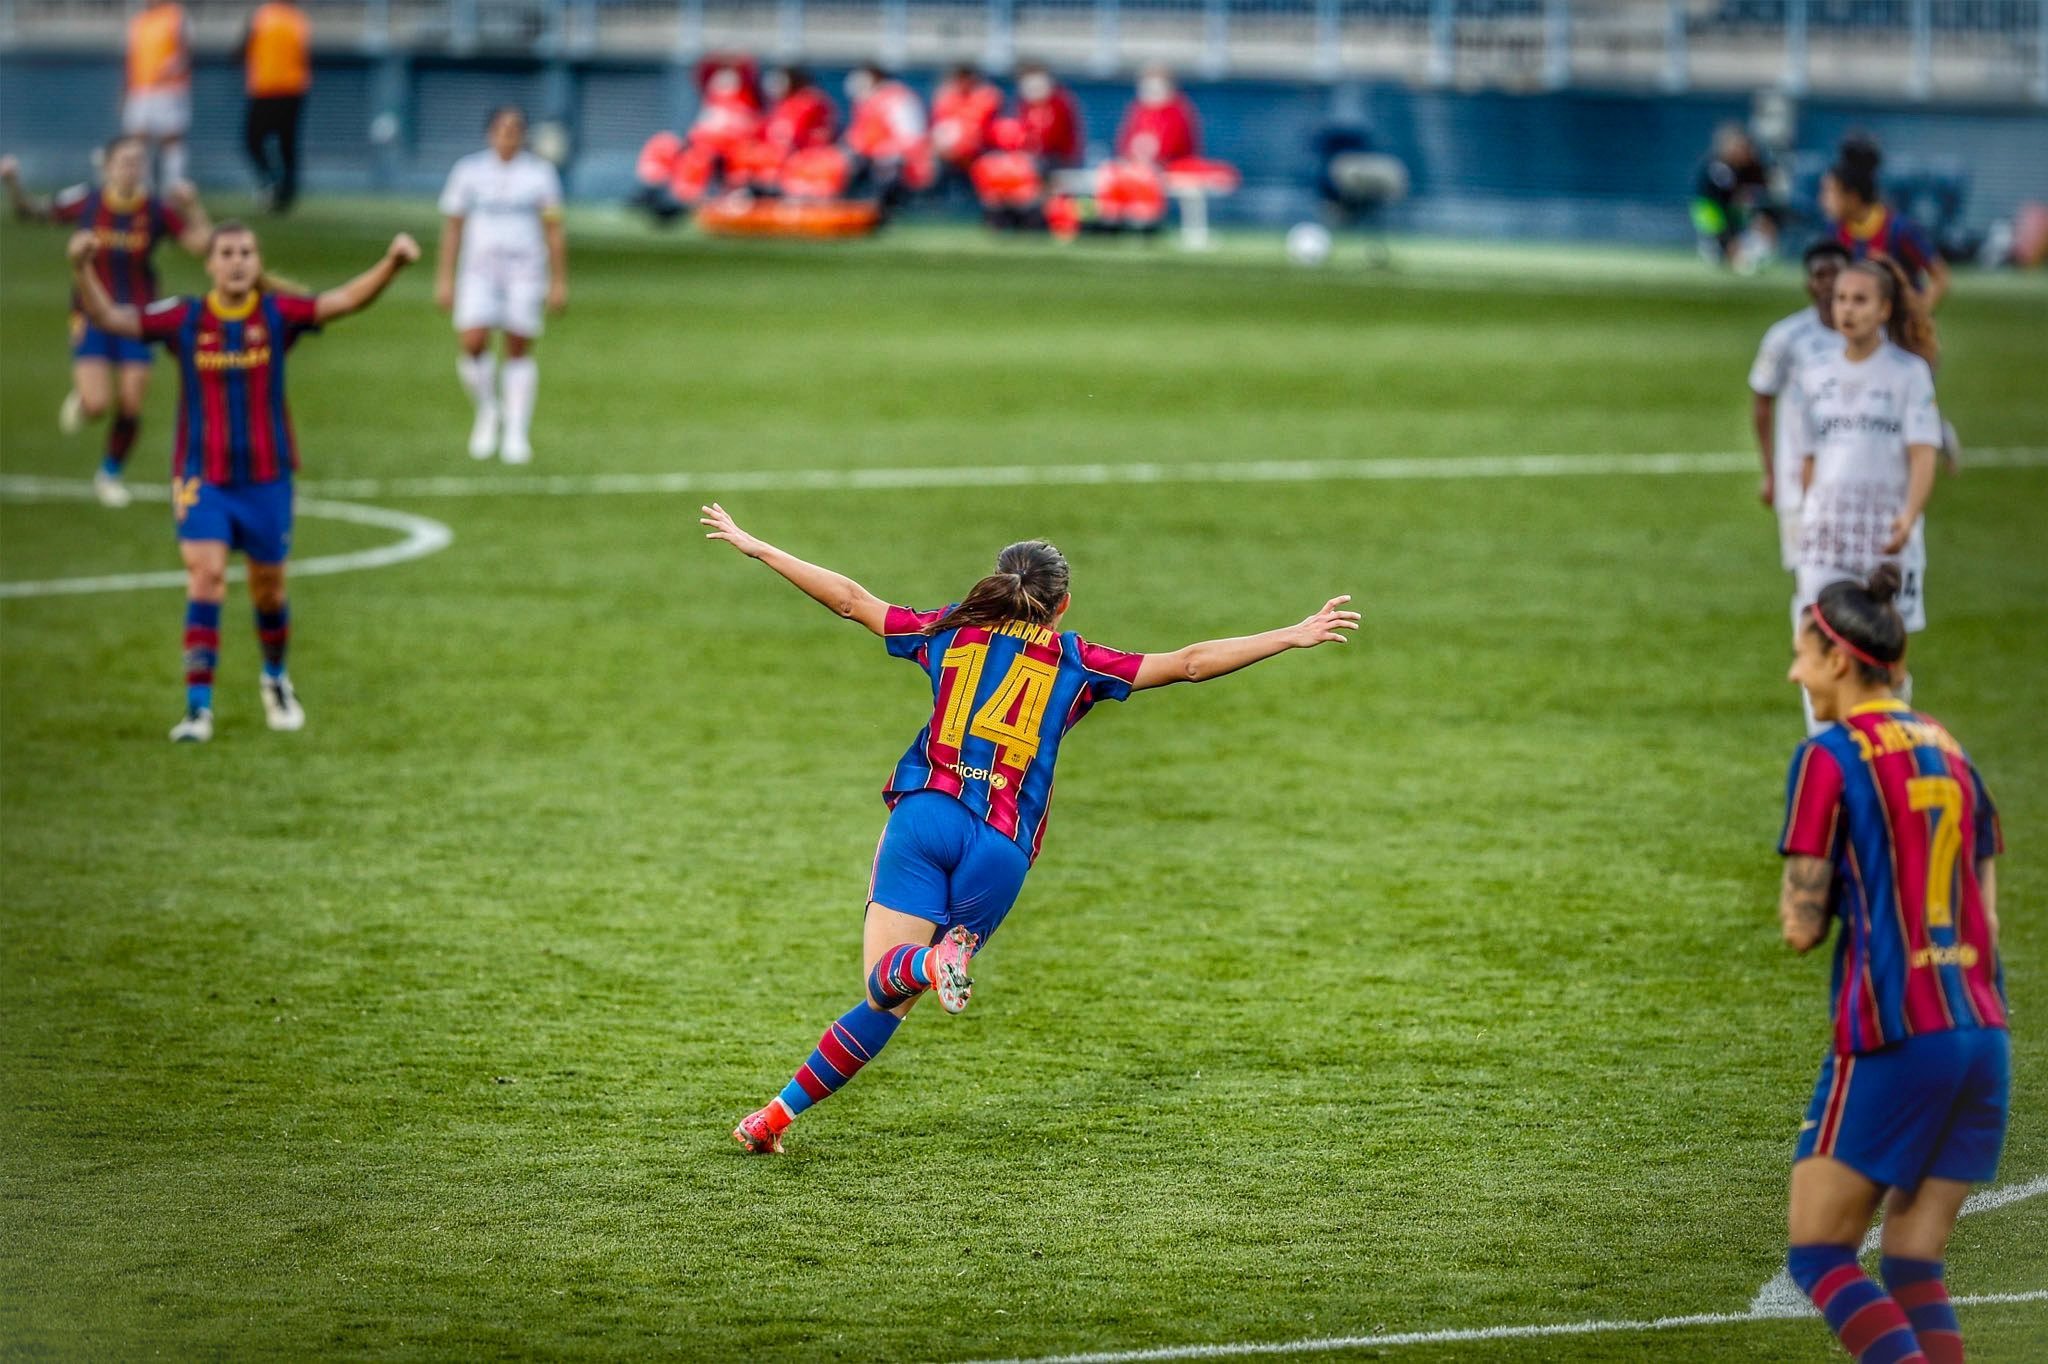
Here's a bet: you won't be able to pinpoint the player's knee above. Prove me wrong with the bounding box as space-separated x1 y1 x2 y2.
504 335 533 358
79 392 112 420
187 566 227 599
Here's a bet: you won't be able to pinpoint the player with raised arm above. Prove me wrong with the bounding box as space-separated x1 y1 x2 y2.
1789 257 1940 731
435 106 567 465
1749 239 1847 573
701 505 1359 1154
67 222 420 742
1 139 211 507
1778 565 2006 1364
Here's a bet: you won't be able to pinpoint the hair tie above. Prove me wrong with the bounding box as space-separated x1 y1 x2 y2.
1811 603 1900 671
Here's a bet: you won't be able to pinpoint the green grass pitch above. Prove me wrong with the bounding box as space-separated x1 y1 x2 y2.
3 204 2046 1361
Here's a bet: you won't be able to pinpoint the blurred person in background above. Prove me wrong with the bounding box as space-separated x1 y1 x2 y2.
1823 133 1949 309
930 65 1002 198
762 67 837 154
844 64 930 204
1014 63 1083 168
1116 66 1200 166
1 139 211 507
1749 240 1849 576
436 107 567 465
1692 122 1781 273
239 0 311 213
124 0 192 189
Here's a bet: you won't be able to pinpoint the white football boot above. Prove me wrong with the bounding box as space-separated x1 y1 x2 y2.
58 390 86 436
261 674 306 732
93 470 132 508
468 405 500 460
169 708 214 743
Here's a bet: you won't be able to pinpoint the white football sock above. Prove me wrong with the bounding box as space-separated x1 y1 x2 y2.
501 356 538 452
458 352 498 412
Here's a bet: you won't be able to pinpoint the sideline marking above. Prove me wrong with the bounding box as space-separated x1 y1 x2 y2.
0 478 453 599
962 1174 2048 1364
236 445 2048 501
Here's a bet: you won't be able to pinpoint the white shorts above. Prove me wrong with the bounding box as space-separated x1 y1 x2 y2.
453 257 547 337
123 87 191 139
1776 504 1802 573
1794 552 1927 637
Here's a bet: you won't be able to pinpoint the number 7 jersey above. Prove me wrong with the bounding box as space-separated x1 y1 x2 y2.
883 606 1148 862
1780 699 2006 1055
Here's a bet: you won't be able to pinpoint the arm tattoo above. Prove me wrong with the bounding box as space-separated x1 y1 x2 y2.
1783 856 1833 940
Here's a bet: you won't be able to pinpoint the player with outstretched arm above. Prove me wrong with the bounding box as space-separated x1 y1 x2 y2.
68 222 420 742
702 505 1359 1154
2 139 212 507
1777 565 2006 1364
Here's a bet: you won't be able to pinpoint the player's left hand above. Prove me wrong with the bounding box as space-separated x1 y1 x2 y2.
1283 596 1361 649
66 230 98 266
1883 514 1914 555
547 279 568 315
1757 476 1774 508
387 233 422 266
166 180 198 209
700 503 767 558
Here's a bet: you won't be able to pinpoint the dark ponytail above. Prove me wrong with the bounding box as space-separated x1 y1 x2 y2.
925 540 1071 636
1808 565 1907 684
1830 133 1882 207
1847 257 1938 368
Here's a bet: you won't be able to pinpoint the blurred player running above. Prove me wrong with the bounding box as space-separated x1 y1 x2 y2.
1778 565 2006 1364
1 139 211 507
1789 258 1940 730
435 106 567 465
702 506 1358 1154
1749 239 1848 573
68 222 420 742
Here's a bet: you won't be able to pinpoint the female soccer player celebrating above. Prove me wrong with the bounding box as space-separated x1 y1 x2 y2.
701 505 1358 1154
1778 565 2006 1364
1 138 211 507
1790 257 1941 730
435 106 567 465
67 222 420 742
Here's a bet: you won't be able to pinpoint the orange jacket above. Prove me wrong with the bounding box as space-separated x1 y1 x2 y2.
245 2 311 98
126 3 189 92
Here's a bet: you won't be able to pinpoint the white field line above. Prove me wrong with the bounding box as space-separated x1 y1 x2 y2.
0 479 453 599
964 1174 2048 1364
41 445 2033 503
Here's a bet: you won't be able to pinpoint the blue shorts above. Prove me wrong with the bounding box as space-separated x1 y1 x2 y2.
869 791 1031 949
72 317 153 366
1796 1029 2010 1190
174 479 294 563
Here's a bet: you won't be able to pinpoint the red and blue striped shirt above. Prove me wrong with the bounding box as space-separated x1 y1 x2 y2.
139 290 321 486
1780 700 2005 1056
52 184 187 309
884 606 1146 862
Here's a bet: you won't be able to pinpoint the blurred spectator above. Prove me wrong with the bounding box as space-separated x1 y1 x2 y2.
124 0 191 188
762 67 837 153
970 117 1046 231
930 65 1002 189
1015 63 1083 168
239 0 310 212
1691 122 1780 273
693 62 763 155
1821 132 1949 309
844 64 931 203
1116 67 1200 166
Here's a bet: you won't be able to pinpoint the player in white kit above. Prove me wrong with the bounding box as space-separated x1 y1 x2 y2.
1790 257 1941 730
1748 240 1848 572
435 107 567 464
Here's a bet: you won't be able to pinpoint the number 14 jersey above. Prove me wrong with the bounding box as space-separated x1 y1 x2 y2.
1780 699 2006 1055
883 606 1147 863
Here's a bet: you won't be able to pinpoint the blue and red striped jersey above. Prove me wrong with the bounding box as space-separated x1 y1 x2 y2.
883 606 1147 862
1780 699 2006 1056
52 184 187 308
139 290 321 485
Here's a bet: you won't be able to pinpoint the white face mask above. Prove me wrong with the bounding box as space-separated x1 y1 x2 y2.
709 69 740 96
1139 76 1171 104
845 72 874 102
1019 73 1051 102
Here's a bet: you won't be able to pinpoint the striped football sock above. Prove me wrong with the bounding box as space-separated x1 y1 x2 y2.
867 942 936 1009
183 599 221 712
770 1001 903 1130
105 415 139 474
1789 1245 1927 1364
1881 1258 1961 1364
255 604 290 679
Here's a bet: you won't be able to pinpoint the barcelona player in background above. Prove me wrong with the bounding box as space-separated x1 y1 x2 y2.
701 505 1359 1154
1 139 211 507
1778 565 2006 1364
67 222 420 743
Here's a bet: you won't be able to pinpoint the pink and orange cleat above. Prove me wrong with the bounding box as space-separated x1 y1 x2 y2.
929 925 976 1014
732 1103 790 1155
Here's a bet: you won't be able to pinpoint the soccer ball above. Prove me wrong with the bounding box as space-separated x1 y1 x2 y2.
1285 222 1333 267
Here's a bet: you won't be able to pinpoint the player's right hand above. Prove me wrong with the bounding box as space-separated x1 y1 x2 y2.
66 231 98 266
433 278 454 312
388 232 422 266
1283 596 1361 648
700 503 768 558
1757 475 1775 507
